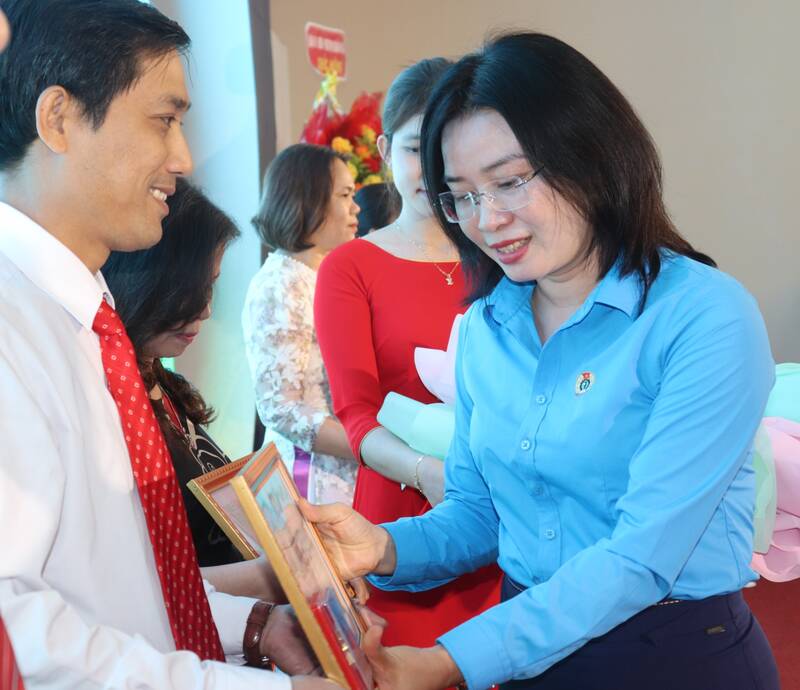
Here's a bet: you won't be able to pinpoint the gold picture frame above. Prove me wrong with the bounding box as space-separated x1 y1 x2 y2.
187 454 261 560
230 444 372 690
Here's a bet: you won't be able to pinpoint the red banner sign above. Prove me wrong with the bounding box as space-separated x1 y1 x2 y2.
305 22 347 79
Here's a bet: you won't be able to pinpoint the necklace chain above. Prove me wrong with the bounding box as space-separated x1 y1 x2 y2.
396 223 460 286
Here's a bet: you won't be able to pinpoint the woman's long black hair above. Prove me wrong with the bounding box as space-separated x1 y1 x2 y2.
102 178 240 425
420 32 714 307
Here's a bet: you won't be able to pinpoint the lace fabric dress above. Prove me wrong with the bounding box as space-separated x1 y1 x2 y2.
242 251 355 504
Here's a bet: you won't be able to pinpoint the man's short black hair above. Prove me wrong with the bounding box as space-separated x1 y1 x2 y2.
0 0 190 170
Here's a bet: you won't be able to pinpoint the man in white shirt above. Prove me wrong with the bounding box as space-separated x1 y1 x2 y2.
0 1 340 688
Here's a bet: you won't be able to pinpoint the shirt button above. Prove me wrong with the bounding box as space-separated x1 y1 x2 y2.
533 485 544 496
531 576 540 585
535 394 547 405
544 529 556 540
520 439 531 451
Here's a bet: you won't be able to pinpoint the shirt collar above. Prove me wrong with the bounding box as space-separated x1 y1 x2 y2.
0 201 112 330
589 260 641 318
483 257 642 328
483 276 534 326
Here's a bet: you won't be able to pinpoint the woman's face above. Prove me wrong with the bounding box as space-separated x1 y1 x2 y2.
382 113 432 220
307 158 359 252
141 249 224 360
441 109 593 286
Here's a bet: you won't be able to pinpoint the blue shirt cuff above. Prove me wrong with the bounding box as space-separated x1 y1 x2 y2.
438 614 512 690
367 518 452 591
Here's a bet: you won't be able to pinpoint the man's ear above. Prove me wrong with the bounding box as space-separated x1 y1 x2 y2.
35 86 76 154
376 134 390 163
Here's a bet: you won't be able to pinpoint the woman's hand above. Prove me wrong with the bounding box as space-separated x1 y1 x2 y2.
361 625 464 690
349 577 371 605
417 456 445 507
299 499 397 578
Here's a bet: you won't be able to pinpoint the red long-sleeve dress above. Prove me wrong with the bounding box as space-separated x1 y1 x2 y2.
315 239 501 648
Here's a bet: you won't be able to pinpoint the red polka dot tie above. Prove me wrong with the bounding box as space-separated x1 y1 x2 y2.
0 618 24 690
93 301 224 661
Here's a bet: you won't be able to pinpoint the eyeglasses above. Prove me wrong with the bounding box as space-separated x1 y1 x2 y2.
438 168 544 224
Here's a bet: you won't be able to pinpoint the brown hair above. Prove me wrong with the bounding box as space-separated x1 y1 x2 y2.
382 57 453 143
252 143 346 252
103 178 239 425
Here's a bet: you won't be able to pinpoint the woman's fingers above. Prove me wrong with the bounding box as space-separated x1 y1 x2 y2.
298 497 350 525
357 604 387 629
299 497 389 579
362 624 389 667
350 577 370 605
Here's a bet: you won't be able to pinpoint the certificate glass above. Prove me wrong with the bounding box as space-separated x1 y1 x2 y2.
187 454 261 559
230 444 372 690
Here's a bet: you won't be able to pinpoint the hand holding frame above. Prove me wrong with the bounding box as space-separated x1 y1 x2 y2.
298 499 397 580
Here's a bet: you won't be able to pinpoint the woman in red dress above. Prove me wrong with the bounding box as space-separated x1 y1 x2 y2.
315 59 501 650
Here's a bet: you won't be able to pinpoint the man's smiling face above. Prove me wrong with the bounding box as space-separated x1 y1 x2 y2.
62 50 193 257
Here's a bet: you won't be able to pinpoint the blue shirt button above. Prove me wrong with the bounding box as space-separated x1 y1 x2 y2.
520 439 531 451
544 529 556 540
533 485 544 496
535 394 547 405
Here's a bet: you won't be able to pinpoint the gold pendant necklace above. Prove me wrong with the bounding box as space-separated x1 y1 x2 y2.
398 223 460 286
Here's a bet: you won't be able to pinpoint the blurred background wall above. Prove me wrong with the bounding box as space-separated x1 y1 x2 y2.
152 0 266 458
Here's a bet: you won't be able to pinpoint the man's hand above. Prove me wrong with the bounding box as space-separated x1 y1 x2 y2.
260 604 320 676
201 556 288 603
299 499 397 578
362 625 464 690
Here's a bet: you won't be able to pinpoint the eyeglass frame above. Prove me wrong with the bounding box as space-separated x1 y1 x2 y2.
437 167 545 223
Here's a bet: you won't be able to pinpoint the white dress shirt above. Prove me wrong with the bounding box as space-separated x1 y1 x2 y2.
0 202 290 690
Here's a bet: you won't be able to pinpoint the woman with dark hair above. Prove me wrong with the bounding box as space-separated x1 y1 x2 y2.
243 143 360 505
304 33 778 690
353 182 400 236
314 58 501 654
104 178 347 688
103 177 244 567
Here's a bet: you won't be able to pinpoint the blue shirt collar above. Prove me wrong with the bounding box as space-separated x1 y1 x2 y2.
483 258 642 328
590 261 641 318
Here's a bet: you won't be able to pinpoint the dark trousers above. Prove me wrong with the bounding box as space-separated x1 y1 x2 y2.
500 576 780 690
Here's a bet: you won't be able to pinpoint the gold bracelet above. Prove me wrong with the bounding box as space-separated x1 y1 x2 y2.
413 455 425 494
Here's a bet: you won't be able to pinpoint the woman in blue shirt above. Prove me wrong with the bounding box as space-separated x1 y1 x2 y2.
304 32 778 690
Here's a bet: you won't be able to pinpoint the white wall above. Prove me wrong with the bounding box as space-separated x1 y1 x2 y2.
271 0 799 361
153 0 262 458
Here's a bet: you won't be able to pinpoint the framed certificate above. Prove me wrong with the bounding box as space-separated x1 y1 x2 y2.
230 444 372 690
187 454 261 560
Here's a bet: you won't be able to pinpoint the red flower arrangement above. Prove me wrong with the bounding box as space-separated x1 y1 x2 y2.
300 75 386 188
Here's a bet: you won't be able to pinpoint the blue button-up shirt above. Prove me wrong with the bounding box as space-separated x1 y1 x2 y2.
371 254 774 689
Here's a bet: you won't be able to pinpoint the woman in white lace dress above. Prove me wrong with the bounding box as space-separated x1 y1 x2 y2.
243 144 360 504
